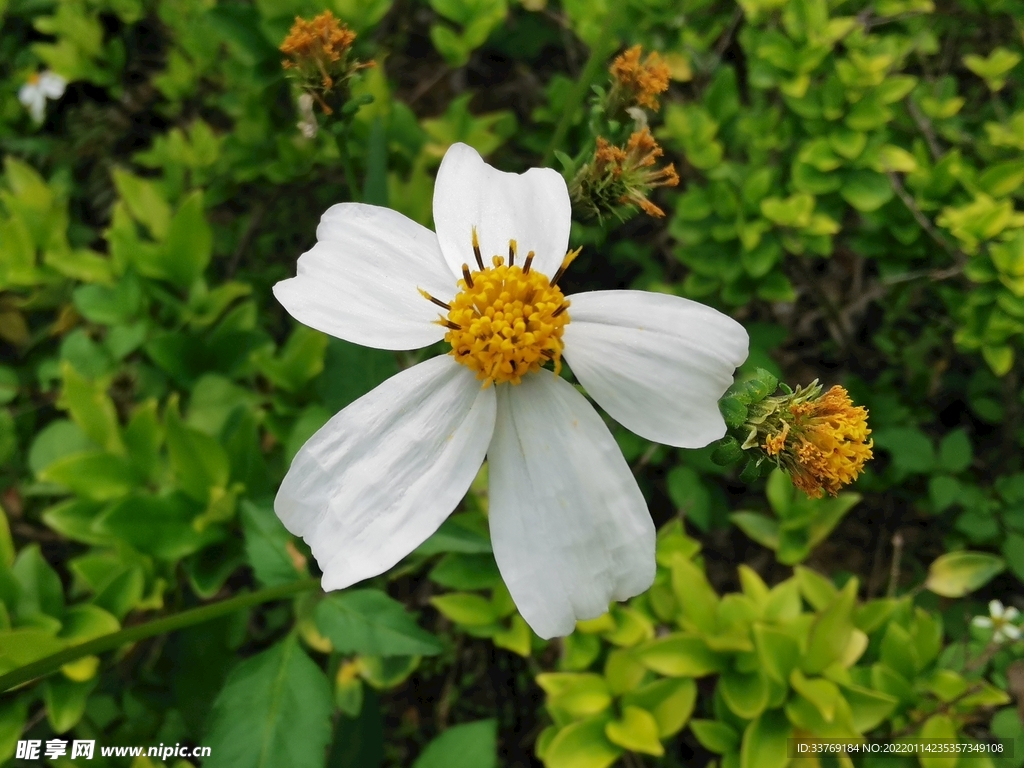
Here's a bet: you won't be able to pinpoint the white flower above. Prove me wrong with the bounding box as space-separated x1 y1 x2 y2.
972 599 1022 643
18 71 66 124
273 142 749 639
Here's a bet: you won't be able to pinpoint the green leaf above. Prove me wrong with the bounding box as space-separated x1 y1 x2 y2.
790 669 840 722
112 169 171 238
316 589 443 656
635 634 727 677
740 709 791 768
841 170 893 212
719 668 769 719
925 551 1005 597
964 48 1021 91
794 565 837 610
537 673 613 719
44 676 97 733
39 452 140 500
29 420 94 475
95 493 219 560
205 636 333 768
918 714 958 768
841 683 897 732
414 515 492 555
256 325 328 393
430 593 499 627
938 428 973 474
754 624 801 684
802 578 857 674
58 362 123 455
11 544 64 620
670 554 719 633
619 678 697 738
159 191 212 288
0 698 28 764
428 553 501 591
604 706 664 756
666 467 713 531
165 396 230 504
730 512 780 550
872 427 935 474
979 159 1024 197
690 719 740 754
413 719 497 768
542 716 622 768
240 501 303 588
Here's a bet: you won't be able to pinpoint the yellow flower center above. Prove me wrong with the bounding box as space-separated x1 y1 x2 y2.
422 230 579 387
764 385 873 498
27 73 40 86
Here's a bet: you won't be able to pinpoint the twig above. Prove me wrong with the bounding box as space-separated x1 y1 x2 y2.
886 171 967 270
714 8 744 58
906 99 942 160
888 681 986 739
226 200 268 278
886 531 903 598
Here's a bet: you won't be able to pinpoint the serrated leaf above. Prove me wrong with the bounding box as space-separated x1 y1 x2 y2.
205 637 333 768
316 590 443 656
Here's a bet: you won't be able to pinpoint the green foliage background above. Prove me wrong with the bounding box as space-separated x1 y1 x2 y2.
1 0 1024 764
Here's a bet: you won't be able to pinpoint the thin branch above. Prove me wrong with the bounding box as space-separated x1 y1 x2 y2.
886 171 967 273
0 578 321 692
886 531 904 598
906 99 942 160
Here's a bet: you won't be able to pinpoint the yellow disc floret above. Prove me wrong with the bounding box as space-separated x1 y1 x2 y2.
423 234 578 387
763 384 873 498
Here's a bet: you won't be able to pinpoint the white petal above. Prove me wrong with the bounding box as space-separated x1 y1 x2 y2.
487 373 656 639
973 616 993 628
276 354 496 590
1005 606 1021 621
562 290 749 449
1004 624 1022 641
274 203 456 351
19 87 45 122
39 72 66 99
432 143 571 280
990 599 1005 617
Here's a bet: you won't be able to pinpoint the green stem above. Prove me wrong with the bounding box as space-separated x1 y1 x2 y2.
542 9 622 168
0 577 321 693
336 125 361 202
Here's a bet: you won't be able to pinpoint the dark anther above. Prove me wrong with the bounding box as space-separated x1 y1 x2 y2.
523 251 535 275
508 241 517 267
462 264 474 288
426 294 450 310
552 303 569 317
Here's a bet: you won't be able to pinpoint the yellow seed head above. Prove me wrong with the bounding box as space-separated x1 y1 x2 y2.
763 385 873 498
443 260 570 387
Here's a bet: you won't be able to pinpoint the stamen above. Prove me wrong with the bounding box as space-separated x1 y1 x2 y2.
462 264 474 288
418 287 451 310
522 251 535 275
492 255 505 267
551 247 582 286
508 240 517 266
471 227 484 270
438 318 462 330
552 302 570 317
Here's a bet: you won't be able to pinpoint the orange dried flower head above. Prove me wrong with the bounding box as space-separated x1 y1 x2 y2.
762 385 873 498
280 11 371 116
574 129 678 219
610 45 672 111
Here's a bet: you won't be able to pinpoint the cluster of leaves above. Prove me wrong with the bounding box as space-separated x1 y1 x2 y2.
0 0 1024 764
535 522 1015 768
